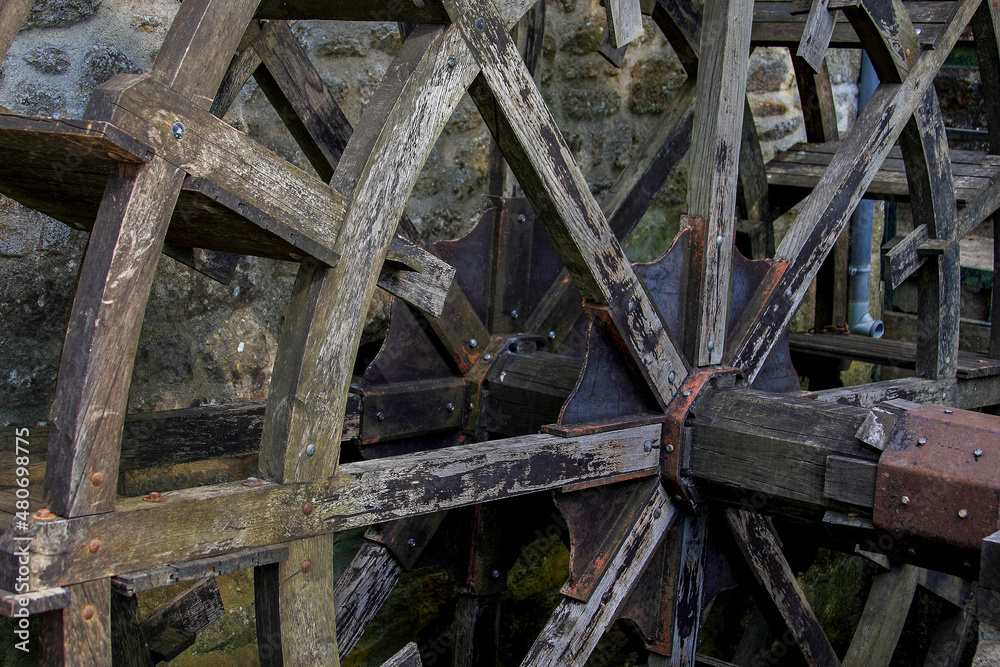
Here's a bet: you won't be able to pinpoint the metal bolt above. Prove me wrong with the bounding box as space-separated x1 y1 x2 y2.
915 27 922 34
654 509 662 519
447 403 455 412
467 403 474 410
301 560 311 573
682 390 692 397
707 340 715 352
469 338 477 348
88 539 101 554
958 509 969 519
32 508 57 521
484 353 492 360
784 288 792 299
511 310 519 319
377 412 385 422
302 502 313 515
944 409 954 414
447 55 456 68
91 472 104 487
82 605 96 621
548 331 556 340
492 570 500 578
901 496 910 505
518 214 527 223
242 477 263 487
668 371 676 383
408 539 417 547
143 492 164 503
975 449 984 459
627 301 635 313
715 235 724 247
476 16 485 29
601 590 612 604
665 444 675 453
413 0 424 6
643 441 653 452
171 121 185 139
946 357 952 365
917 437 927 446
305 444 316 456
674 495 683 503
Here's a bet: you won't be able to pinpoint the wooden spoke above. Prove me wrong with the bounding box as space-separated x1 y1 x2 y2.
841 565 918 667
521 484 678 666
41 579 112 666
446 0 689 404
334 541 405 660
796 0 839 72
606 0 644 48
727 0 981 383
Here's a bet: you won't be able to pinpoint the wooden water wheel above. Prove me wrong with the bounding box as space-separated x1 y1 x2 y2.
2 0 1000 665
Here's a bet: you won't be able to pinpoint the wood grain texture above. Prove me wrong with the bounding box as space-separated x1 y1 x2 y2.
448 0 688 404
255 534 339 666
140 576 224 642
724 509 840 667
41 578 111 666
44 158 184 517
10 424 661 590
842 565 918 667
606 0 644 47
792 56 840 143
797 0 839 71
334 541 404 660
0 0 33 65
382 642 423 667
727 0 981 383
111 591 154 667
113 544 289 595
685 0 753 365
521 484 678 666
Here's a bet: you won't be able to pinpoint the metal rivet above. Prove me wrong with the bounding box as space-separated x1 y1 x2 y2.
447 55 456 68
943 392 948 399
82 605 96 621
643 441 653 452
601 590 611 604
715 235 724 247
32 508 57 521
944 409 954 414
518 214 527 223
946 357 952 364
447 403 455 412
413 0 425 6
673 495 683 503
917 437 927 445
958 508 969 519
901 496 910 505
492 570 500 578
143 492 163 503
665 444 675 453
302 502 313 515
627 301 635 313
305 444 316 456
511 310 519 319
707 340 715 352
784 288 792 299
377 412 385 422
91 472 104 487
484 353 492 360
915 27 922 34
653 509 662 519
301 560 311 573
242 477 262 487
682 390 692 397
668 371 676 383
469 338 477 348
171 121 185 139
88 539 101 553
975 449 984 459
476 17 485 29
408 539 417 547
548 331 556 340
467 403 474 410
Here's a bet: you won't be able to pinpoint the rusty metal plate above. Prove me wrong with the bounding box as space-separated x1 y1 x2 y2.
874 405 1000 550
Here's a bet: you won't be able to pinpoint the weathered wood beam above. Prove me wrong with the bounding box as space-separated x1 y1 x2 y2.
111 589 154 667
334 541 404 660
726 0 981 383
796 0 839 72
606 0 644 48
40 578 112 666
5 424 661 590
521 483 678 666
382 642 424 667
141 576 224 662
810 374 1000 412
113 544 289 595
841 565 918 667
447 0 689 405
0 0 32 66
685 0 753 365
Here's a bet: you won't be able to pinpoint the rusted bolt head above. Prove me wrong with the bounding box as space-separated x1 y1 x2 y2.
901 496 910 505
88 539 101 553
32 508 57 521
665 444 675 453
90 472 104 487
917 438 927 446
242 477 262 487
408 539 416 548
975 449 984 458
143 492 163 503
82 605 96 621
301 560 311 573
643 441 653 452
302 502 313 515
958 509 969 519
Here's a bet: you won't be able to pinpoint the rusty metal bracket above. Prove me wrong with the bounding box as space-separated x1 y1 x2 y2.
662 367 742 512
874 405 1000 553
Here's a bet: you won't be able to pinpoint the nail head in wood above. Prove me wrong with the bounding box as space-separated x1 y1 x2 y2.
302 502 313 515
171 121 185 139
82 604 96 621
90 472 103 487
306 444 316 456
301 560 311 573
959 509 969 519
88 539 101 553
143 492 163 502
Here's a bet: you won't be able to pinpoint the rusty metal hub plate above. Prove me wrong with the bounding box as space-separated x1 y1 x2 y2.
874 404 1000 550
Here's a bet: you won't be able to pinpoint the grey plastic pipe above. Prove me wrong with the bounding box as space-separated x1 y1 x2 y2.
847 53 885 338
